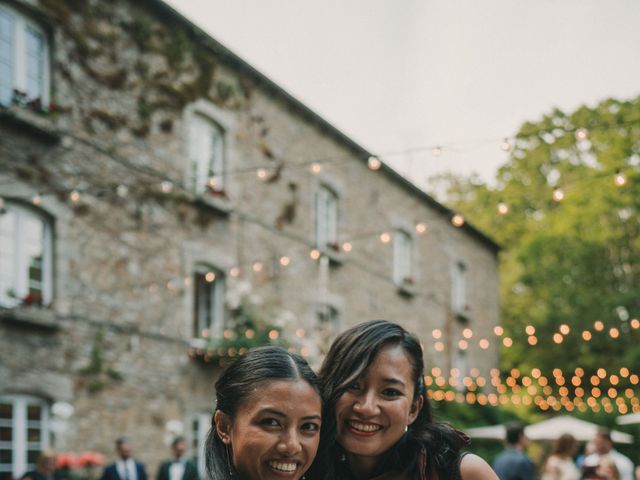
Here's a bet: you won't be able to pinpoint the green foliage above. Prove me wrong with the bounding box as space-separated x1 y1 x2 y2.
432 96 640 397
193 297 292 364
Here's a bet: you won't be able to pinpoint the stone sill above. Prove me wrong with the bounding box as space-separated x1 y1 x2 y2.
0 306 60 332
318 247 345 266
193 194 233 216
0 106 60 144
396 283 417 298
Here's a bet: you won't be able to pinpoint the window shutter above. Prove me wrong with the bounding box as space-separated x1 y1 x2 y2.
25 26 44 100
0 10 14 104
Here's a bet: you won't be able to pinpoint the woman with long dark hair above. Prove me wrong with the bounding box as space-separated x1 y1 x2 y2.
206 346 323 480
317 320 497 480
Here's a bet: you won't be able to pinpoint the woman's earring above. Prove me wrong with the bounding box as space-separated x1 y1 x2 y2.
225 445 234 476
404 425 408 433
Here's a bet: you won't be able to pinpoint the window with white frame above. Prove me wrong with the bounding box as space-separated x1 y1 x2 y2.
0 202 53 308
188 114 225 194
0 4 49 105
315 185 338 250
0 396 50 480
315 303 340 356
193 264 225 339
393 229 413 286
452 261 467 315
190 413 209 478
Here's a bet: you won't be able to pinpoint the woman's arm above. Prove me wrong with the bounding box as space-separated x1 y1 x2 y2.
460 454 500 480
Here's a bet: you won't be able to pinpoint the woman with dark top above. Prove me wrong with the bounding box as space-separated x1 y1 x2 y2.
315 320 497 480
205 346 323 480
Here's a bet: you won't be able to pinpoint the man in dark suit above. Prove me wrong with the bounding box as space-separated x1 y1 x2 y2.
100 437 148 480
156 437 199 480
492 422 535 480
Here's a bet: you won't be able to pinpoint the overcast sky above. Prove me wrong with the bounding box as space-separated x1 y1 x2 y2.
164 0 640 189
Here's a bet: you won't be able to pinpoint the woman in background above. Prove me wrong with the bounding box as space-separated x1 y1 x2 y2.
541 433 580 480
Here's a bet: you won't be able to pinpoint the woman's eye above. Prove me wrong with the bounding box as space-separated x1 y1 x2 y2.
259 418 280 427
382 388 403 397
301 422 320 433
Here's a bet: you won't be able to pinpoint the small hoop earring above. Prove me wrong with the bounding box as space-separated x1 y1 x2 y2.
404 425 408 433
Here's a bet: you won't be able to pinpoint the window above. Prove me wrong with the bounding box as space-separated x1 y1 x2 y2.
190 414 209 478
315 303 340 356
193 264 225 338
452 261 467 315
315 185 338 250
393 230 413 286
0 202 53 308
188 114 225 194
0 4 49 105
0 396 50 480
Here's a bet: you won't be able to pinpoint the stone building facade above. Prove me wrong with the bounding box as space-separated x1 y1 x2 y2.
0 0 500 478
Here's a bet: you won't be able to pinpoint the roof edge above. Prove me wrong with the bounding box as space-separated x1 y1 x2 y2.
147 0 500 253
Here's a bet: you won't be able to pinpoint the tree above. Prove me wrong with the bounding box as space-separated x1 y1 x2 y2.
431 96 640 412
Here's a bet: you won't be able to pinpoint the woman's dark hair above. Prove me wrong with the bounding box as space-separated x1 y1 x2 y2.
551 433 576 456
317 320 468 480
205 346 322 480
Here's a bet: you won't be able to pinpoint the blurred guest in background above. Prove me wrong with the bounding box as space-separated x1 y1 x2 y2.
100 437 148 480
20 450 59 480
585 429 633 480
492 422 535 480
541 433 579 480
156 437 198 480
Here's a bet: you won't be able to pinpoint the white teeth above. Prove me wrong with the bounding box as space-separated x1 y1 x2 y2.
349 421 382 432
268 461 297 472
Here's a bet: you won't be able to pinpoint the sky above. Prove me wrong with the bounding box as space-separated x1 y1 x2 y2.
163 0 640 191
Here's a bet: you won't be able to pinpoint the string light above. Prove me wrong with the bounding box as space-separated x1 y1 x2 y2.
229 267 240 277
367 156 382 170
205 272 215 282
207 177 219 188
279 256 290 267
32 193 42 206
415 222 427 234
379 232 391 243
497 202 509 215
614 171 627 186
575 128 589 140
341 242 353 253
500 139 511 152
252 261 263 272
310 163 322 174
309 249 321 260
451 214 465 227
69 190 81 204
256 168 268 180
594 321 604 331
559 324 570 335
552 188 565 202
431 146 442 156
493 326 504 336
432 329 442 339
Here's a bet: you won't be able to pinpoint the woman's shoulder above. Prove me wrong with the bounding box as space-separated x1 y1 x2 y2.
459 453 499 480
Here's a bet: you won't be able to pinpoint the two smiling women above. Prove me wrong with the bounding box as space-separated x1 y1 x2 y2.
207 321 497 480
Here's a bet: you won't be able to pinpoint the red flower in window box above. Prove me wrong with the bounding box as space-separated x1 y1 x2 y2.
56 452 79 469
22 292 43 306
77 452 105 468
207 185 227 197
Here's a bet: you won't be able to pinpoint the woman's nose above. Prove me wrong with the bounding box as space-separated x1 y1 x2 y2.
352 391 379 415
276 430 303 456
